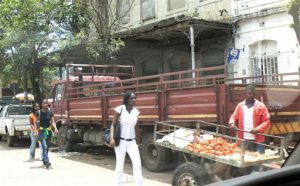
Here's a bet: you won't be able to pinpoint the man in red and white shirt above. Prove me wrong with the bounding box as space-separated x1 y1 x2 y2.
229 85 270 154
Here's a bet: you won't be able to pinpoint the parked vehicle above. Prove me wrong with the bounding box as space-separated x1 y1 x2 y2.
0 104 32 146
51 63 300 172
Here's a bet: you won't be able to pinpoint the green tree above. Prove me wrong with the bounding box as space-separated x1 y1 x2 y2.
287 0 300 44
0 0 85 102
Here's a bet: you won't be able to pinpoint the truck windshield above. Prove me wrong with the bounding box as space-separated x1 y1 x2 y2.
7 106 32 115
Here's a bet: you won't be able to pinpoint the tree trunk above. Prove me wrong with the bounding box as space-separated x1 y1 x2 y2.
289 5 300 44
22 62 28 100
30 58 42 104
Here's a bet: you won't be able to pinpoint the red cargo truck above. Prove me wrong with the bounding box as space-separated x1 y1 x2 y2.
51 63 300 172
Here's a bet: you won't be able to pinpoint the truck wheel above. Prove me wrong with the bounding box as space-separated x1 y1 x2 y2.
58 126 72 151
6 133 14 147
172 162 209 186
141 133 171 172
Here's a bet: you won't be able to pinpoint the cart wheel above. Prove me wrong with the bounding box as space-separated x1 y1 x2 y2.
141 133 171 172
172 162 210 186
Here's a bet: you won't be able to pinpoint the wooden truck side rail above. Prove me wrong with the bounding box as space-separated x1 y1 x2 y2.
64 65 226 126
65 65 226 99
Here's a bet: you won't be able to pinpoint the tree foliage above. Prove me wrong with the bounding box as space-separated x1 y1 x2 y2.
0 0 85 102
0 0 134 101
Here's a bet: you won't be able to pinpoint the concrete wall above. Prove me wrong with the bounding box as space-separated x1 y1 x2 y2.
117 0 233 31
232 0 287 16
232 3 300 80
118 34 231 76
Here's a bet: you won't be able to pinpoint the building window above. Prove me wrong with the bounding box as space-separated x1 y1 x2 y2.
250 55 278 83
141 0 156 21
169 56 189 72
249 40 278 83
168 0 185 11
117 0 130 24
201 49 224 75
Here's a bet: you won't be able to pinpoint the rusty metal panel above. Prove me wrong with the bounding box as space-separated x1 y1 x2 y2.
136 92 160 121
106 95 123 120
68 98 102 120
105 92 160 122
216 84 226 125
165 86 217 121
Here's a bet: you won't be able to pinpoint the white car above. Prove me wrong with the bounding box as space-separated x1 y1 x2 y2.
0 104 32 147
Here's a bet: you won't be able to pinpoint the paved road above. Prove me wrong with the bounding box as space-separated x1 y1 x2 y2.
0 140 172 186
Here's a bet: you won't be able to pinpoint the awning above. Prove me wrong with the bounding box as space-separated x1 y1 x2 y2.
115 15 232 40
14 92 34 101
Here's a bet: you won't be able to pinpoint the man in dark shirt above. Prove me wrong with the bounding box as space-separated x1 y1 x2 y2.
38 99 58 168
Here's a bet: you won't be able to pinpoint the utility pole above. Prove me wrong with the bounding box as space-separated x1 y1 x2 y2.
190 25 196 78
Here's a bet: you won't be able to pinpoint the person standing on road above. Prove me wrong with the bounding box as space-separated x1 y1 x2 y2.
229 85 270 154
38 99 58 168
110 91 143 186
29 103 40 160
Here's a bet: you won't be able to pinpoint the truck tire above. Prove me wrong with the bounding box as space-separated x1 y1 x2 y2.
6 133 14 147
58 126 72 151
141 133 171 172
172 162 209 186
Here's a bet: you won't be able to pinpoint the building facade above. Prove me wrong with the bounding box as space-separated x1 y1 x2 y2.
230 0 300 83
97 0 299 81
113 0 234 76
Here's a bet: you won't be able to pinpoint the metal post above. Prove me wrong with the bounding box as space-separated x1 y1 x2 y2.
0 79 2 98
280 137 285 159
298 66 300 86
190 25 196 79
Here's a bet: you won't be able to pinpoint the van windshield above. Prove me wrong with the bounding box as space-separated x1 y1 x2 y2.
7 106 32 115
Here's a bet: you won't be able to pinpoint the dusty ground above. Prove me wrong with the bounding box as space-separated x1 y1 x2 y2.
53 145 173 184
0 139 172 186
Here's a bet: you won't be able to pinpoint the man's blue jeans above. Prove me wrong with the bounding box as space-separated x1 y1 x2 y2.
38 132 51 165
29 132 37 159
244 140 265 154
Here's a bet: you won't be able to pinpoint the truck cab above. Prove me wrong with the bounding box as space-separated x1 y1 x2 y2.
51 64 135 150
